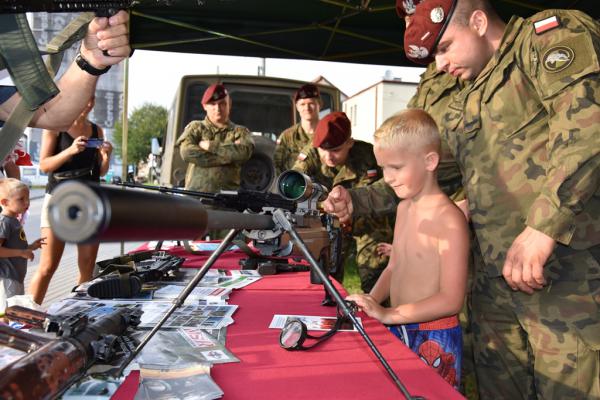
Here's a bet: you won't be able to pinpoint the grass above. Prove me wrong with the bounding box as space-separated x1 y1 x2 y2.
341 257 363 295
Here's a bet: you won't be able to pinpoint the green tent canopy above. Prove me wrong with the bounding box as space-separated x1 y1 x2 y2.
130 0 598 67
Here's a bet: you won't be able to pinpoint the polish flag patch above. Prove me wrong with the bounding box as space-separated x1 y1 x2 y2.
297 152 307 161
534 16 560 35
367 169 378 177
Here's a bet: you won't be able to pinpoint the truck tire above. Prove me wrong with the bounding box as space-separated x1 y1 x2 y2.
240 135 275 192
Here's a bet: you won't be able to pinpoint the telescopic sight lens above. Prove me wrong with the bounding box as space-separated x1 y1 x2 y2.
278 171 306 200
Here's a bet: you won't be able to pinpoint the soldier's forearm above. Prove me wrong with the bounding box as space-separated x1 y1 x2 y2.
349 180 398 217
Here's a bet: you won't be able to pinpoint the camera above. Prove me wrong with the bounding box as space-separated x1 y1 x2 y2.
85 138 104 148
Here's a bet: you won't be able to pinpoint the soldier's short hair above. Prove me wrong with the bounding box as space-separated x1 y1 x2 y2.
0 178 28 200
373 108 441 154
450 0 496 27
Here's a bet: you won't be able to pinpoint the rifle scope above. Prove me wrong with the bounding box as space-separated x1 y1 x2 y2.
277 171 327 203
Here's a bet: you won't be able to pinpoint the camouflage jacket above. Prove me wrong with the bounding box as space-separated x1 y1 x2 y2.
443 10 600 278
177 118 254 192
349 62 465 215
273 123 312 176
293 140 395 269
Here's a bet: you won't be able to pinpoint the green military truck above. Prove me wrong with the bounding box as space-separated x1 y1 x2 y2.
157 75 342 191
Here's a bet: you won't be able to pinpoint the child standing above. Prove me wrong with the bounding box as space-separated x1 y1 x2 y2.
0 178 44 314
347 109 469 389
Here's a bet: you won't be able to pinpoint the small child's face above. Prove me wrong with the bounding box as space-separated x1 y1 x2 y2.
374 145 429 199
1 187 30 216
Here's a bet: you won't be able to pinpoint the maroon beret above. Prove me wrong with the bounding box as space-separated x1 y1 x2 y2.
313 112 351 149
294 84 320 102
404 0 456 65
395 0 423 19
202 84 228 105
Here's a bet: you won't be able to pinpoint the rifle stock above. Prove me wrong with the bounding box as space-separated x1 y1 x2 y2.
0 306 141 400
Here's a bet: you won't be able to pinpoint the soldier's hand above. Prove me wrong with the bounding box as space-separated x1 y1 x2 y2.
81 10 131 69
322 185 353 224
502 226 555 294
199 140 210 151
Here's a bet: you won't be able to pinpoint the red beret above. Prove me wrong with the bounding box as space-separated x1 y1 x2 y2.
404 0 456 65
202 84 228 105
395 0 423 18
313 112 351 149
294 84 320 102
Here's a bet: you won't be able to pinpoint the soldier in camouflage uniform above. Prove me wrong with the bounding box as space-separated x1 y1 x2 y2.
292 111 394 293
178 83 254 193
273 84 321 176
178 84 254 239
403 1 600 398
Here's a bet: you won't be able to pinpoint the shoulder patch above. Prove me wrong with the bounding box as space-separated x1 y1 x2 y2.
542 46 574 73
534 16 560 35
297 152 307 161
367 169 378 178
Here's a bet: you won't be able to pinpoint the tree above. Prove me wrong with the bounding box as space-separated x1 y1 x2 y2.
113 103 168 166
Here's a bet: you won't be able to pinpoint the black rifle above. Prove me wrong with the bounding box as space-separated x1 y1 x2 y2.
73 251 186 299
0 0 139 16
116 181 297 213
0 305 142 400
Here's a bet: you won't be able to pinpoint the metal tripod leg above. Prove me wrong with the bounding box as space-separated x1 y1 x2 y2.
272 209 424 400
114 228 240 377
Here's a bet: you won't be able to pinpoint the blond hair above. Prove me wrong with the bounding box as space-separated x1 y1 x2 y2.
0 178 28 200
373 109 441 154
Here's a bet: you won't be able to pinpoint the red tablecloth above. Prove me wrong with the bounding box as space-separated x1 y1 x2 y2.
112 245 464 400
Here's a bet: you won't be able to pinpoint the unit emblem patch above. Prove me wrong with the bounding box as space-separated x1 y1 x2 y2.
543 46 574 73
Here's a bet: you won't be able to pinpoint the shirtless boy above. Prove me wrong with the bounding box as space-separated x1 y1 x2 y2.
347 109 469 389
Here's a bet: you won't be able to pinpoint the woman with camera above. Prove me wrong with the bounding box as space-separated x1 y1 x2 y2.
29 96 112 305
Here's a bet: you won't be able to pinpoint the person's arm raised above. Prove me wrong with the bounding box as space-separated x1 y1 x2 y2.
28 11 131 131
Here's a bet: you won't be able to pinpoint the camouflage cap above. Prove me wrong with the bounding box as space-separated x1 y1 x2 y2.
201 84 228 105
404 0 456 65
294 84 320 102
313 111 351 149
395 0 424 18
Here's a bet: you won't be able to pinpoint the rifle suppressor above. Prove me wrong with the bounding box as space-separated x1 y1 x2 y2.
48 181 275 243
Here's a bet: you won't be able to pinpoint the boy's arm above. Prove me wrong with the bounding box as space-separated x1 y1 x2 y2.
28 238 46 251
0 240 34 260
368 263 392 303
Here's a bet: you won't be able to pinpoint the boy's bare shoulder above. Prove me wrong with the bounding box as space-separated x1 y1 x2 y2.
435 199 469 233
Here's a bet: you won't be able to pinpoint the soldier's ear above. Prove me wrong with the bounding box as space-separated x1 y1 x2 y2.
470 10 488 37
424 151 439 172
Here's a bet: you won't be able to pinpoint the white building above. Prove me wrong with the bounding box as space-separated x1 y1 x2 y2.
343 75 418 144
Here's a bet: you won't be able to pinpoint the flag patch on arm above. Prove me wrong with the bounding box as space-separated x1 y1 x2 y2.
367 169 378 178
534 16 560 35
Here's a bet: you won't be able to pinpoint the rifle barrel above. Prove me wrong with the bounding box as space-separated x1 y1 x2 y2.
48 181 275 243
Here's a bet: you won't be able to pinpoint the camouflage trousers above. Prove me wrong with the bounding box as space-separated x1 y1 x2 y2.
471 246 600 400
357 264 386 294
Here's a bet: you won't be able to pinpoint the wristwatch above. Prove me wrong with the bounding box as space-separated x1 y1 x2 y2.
75 53 111 76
